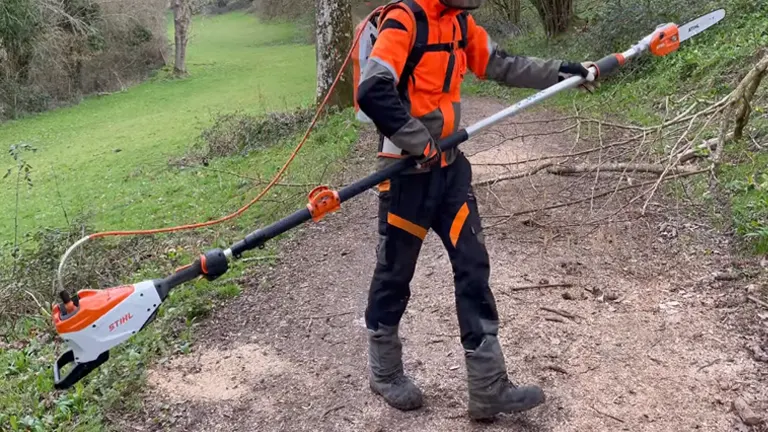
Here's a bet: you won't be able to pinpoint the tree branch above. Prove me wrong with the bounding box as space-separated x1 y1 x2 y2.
547 163 700 176
473 163 554 187
482 169 709 219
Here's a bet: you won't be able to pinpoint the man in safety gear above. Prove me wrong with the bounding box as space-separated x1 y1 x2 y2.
356 0 596 420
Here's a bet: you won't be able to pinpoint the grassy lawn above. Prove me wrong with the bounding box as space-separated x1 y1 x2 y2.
0 12 334 245
0 11 359 431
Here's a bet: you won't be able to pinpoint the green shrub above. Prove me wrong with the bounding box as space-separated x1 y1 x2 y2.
0 0 169 121
196 107 316 160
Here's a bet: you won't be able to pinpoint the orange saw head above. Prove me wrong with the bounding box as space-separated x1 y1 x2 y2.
649 23 680 56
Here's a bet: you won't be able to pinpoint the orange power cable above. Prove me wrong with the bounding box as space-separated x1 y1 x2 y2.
89 15 373 240
57 10 380 293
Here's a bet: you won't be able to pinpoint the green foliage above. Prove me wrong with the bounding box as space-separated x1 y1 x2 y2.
6 143 37 188
0 0 41 62
721 142 768 254
0 0 168 120
129 24 153 47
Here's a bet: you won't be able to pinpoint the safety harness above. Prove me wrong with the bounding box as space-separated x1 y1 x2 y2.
352 0 469 123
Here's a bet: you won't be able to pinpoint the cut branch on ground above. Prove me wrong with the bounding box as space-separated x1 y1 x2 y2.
546 163 700 176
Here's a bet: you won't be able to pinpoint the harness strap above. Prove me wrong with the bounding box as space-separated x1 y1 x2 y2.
375 2 470 155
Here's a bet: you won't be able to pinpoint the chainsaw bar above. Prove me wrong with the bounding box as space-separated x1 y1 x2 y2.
678 9 726 42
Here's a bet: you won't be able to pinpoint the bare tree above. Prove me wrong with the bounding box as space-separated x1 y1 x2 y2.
529 0 573 37
171 0 191 75
315 0 353 108
487 0 521 24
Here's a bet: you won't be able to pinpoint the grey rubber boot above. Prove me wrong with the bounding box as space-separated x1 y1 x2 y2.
465 335 545 420
368 324 423 411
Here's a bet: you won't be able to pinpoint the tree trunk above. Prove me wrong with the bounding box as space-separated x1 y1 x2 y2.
529 0 573 37
510 0 521 23
488 0 521 24
171 0 191 75
315 0 353 109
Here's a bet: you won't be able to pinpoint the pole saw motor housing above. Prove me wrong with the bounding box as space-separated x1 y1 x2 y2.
52 281 162 389
51 248 230 389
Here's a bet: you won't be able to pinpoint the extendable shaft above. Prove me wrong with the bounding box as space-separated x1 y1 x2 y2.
160 28 665 292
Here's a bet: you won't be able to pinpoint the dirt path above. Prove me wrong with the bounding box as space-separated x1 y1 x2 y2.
130 97 767 432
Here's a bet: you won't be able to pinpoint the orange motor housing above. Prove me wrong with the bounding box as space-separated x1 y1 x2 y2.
650 23 680 57
53 286 135 335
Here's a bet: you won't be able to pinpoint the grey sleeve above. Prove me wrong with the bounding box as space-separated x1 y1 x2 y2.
357 57 432 157
485 42 563 90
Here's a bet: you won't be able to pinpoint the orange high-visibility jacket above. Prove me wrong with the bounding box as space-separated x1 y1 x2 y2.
357 0 563 173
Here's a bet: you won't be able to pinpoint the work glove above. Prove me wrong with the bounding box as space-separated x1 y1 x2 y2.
415 139 441 169
558 62 599 93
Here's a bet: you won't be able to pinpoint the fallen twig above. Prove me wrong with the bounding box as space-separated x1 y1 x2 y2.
545 316 567 324
24 290 51 317
304 311 353 320
545 364 569 374
322 404 345 419
540 306 579 322
427 333 458 338
473 162 554 187
467 125 578 157
714 271 741 281
591 405 625 424
676 134 732 163
747 295 768 309
697 358 721 372
510 283 573 291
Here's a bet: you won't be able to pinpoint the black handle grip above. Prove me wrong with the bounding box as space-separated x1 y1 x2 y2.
154 260 203 300
594 53 624 78
439 129 469 152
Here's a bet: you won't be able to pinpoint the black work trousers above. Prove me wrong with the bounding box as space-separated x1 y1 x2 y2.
365 152 500 351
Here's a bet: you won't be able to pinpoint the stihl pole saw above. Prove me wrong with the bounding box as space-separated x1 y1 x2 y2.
51 9 725 389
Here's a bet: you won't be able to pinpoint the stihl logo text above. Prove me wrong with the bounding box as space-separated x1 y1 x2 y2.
109 313 134 332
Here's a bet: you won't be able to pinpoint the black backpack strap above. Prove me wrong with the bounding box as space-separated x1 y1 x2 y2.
389 4 467 99
396 0 428 99
457 11 468 49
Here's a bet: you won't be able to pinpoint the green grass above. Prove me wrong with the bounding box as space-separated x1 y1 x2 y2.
0 12 322 245
465 0 768 253
0 11 360 431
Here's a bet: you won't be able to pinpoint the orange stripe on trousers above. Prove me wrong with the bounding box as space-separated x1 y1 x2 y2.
439 98 455 138
388 213 428 240
449 203 469 247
